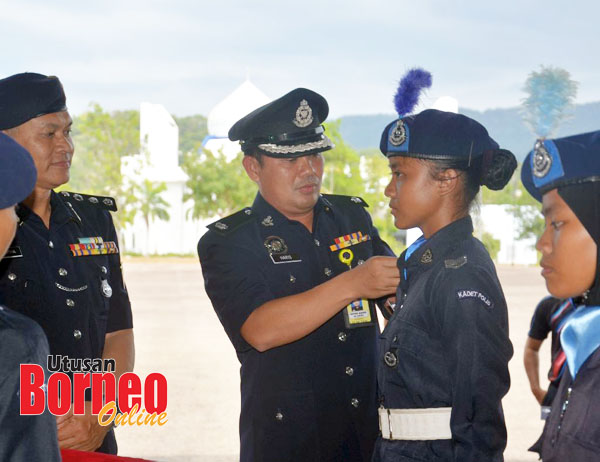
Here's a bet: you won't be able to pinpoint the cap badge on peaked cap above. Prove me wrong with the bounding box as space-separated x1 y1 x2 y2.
532 140 553 178
293 99 313 128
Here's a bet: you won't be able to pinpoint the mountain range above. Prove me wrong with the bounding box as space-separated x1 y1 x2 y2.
338 101 600 161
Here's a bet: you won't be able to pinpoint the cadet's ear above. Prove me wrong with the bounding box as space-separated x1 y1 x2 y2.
436 168 461 197
242 156 261 183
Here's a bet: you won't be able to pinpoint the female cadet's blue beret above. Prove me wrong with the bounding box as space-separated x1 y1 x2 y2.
0 133 37 208
0 72 67 130
521 130 600 202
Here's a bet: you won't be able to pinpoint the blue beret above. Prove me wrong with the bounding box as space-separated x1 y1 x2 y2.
521 130 600 202
228 88 333 158
380 109 503 161
0 133 37 209
0 72 67 130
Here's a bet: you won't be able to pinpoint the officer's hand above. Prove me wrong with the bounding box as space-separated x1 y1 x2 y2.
350 256 399 299
533 387 547 405
56 401 110 452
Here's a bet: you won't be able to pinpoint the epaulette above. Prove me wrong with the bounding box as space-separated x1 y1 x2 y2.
206 207 254 235
58 191 118 212
321 194 369 208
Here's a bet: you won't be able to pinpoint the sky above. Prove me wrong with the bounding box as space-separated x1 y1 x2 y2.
2 0 598 119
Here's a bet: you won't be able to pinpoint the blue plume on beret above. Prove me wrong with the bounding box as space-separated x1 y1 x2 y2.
521 66 578 139
393 68 432 117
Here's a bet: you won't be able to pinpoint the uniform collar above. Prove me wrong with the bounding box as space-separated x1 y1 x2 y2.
398 215 474 285
251 192 331 229
50 190 82 227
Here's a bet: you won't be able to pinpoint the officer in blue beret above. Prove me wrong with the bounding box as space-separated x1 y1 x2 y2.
522 130 600 461
0 73 134 454
373 69 515 462
0 133 61 462
198 88 399 462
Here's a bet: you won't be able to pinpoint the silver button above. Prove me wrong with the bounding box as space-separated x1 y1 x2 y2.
48 241 54 249
351 398 359 408
338 332 347 342
73 330 82 340
345 366 354 376
324 268 332 277
357 259 365 265
314 239 320 246
289 274 296 283
101 280 113 298
244 209 252 215
66 299 75 307
325 206 330 212
8 273 17 281
384 351 398 367
101 266 108 275
59 268 68 277
275 412 283 421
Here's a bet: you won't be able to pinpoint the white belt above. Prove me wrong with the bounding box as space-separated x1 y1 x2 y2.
378 407 452 440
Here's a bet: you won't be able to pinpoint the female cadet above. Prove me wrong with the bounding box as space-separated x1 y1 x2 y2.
521 130 600 461
373 70 516 462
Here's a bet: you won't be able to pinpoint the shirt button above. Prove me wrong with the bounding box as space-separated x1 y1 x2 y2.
48 241 54 249
289 274 296 283
345 366 354 376
8 273 17 281
73 330 82 340
337 332 347 342
314 239 320 246
59 268 68 277
66 299 75 308
357 259 365 265
275 412 283 421
351 398 359 408
384 351 398 367
324 268 332 277
101 266 108 275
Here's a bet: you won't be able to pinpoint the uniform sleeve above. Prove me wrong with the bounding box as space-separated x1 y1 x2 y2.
432 266 513 462
198 234 274 352
527 296 556 340
104 211 133 332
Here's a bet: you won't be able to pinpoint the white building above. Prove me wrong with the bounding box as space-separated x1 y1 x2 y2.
121 81 270 255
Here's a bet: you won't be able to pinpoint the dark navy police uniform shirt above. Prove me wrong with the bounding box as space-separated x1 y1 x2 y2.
198 193 394 462
0 190 133 454
374 216 513 462
0 306 61 462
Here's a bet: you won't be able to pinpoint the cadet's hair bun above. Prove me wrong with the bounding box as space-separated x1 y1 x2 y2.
480 149 517 190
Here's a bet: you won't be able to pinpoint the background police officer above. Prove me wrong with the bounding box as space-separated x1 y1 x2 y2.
0 73 134 454
198 88 399 462
0 132 61 462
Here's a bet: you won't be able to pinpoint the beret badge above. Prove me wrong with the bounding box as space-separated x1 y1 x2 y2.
389 120 407 146
292 99 313 128
533 140 553 178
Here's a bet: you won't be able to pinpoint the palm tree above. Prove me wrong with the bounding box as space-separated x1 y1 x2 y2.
137 179 170 255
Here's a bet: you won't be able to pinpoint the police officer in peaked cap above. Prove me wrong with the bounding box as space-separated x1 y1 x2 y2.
0 73 134 454
0 133 61 462
198 88 399 462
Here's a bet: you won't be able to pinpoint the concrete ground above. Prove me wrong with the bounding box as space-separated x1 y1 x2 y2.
115 259 550 462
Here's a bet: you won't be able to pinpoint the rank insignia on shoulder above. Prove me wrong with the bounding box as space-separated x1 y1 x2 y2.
69 237 119 257
329 231 371 251
59 191 118 212
444 255 467 269
321 194 369 208
207 208 253 235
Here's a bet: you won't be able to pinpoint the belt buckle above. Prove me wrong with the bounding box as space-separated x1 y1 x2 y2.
387 409 393 439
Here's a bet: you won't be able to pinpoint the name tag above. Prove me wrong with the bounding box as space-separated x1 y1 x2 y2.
270 254 302 264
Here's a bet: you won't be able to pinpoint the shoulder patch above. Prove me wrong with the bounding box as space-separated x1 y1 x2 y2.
321 194 369 208
58 191 118 212
444 255 467 269
207 207 254 235
456 289 494 309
